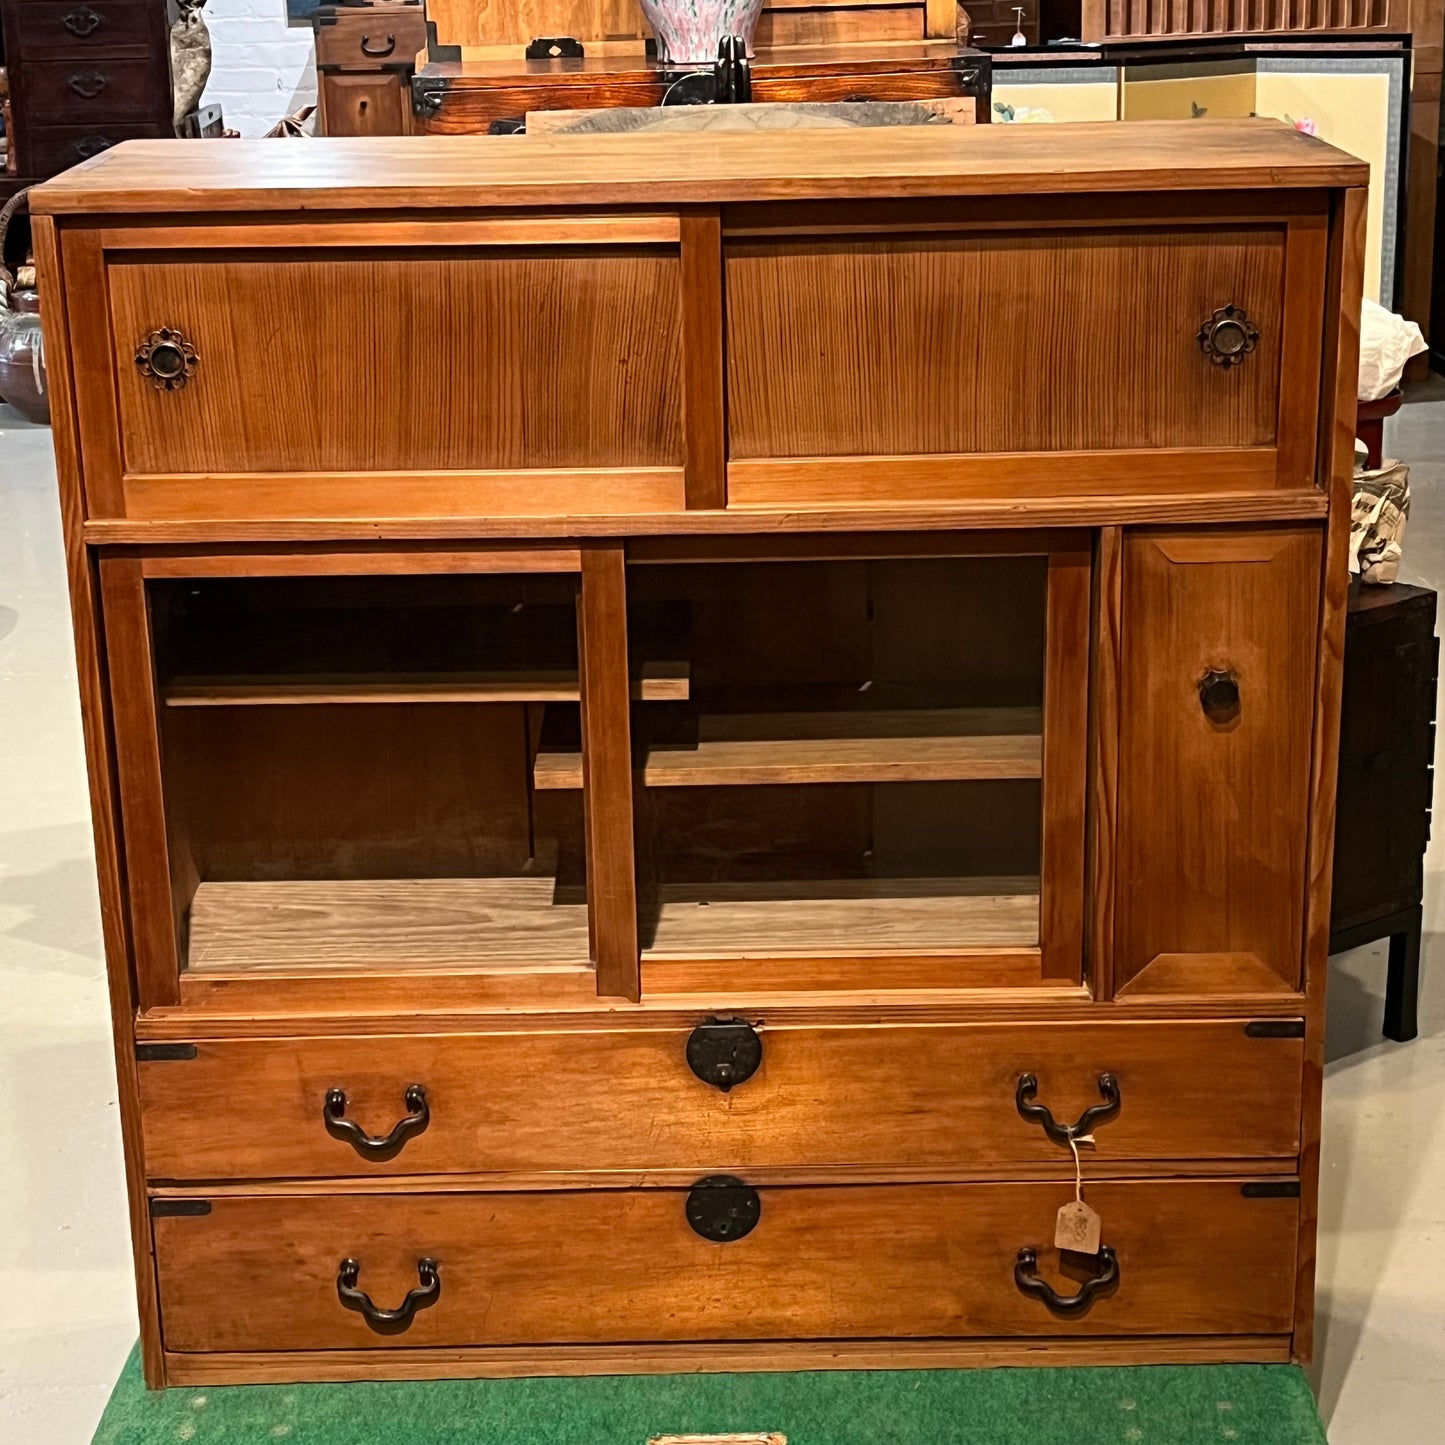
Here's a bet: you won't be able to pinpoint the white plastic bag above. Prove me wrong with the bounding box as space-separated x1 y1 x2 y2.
1359 298 1427 401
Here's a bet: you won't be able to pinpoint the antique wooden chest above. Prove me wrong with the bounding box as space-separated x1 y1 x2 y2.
30 119 1365 1386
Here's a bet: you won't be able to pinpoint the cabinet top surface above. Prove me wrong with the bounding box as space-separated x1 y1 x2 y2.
30 118 1365 215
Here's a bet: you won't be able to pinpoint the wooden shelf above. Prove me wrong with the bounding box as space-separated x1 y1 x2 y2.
641 875 1041 958
535 706 1042 789
164 660 689 707
185 876 591 974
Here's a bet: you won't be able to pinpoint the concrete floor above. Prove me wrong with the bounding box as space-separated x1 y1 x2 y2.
2 397 1443 1443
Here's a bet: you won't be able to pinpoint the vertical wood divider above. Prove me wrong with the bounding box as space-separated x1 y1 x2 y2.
579 543 642 1001
1088 527 1123 999
1040 544 1093 981
679 206 727 510
97 557 185 1009
1293 184 1367 1364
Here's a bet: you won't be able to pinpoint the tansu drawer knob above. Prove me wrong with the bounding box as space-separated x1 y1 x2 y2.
360 32 397 57
337 1257 439 1333
135 328 199 391
1197 305 1259 367
686 1016 762 1092
1016 1072 1121 1145
323 1084 429 1159
63 6 102 36
1199 668 1241 721
1015 1245 1118 1315
686 1175 761 1242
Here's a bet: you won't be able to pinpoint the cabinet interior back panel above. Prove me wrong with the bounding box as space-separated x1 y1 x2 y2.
724 226 1285 459
106 248 684 475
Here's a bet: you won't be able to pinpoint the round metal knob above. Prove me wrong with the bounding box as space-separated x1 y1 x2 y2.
1197 305 1259 367
135 327 199 391
685 1175 761 1242
685 1017 762 1092
1199 668 1241 721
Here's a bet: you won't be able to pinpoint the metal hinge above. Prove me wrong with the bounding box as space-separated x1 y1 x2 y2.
1240 1181 1301 1199
1243 1020 1305 1039
150 1198 212 1217
135 1043 197 1062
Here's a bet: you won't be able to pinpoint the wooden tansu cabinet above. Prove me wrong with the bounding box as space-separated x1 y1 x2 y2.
32 120 1364 1386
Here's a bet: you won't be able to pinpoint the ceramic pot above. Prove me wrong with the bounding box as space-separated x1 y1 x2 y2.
0 287 49 425
638 0 765 66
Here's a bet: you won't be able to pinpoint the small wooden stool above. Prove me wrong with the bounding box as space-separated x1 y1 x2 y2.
1330 582 1437 1040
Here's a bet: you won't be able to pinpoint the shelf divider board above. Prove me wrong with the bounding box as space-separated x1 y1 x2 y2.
184 877 593 974
161 660 689 708
535 706 1042 790
578 544 642 1001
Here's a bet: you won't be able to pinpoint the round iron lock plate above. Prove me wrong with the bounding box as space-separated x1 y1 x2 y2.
685 1175 761 1242
685 1017 762 1092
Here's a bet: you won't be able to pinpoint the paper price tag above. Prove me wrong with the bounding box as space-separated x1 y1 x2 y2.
1055 1199 1102 1255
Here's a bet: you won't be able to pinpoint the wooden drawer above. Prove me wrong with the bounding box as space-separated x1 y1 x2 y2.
724 207 1325 504
317 70 412 138
137 1020 1304 1181
21 58 160 120
8 1 156 60
72 218 690 519
314 5 427 71
152 1179 1301 1351
21 120 152 174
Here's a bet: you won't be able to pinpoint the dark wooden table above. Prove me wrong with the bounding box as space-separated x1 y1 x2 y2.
1330 581 1437 1040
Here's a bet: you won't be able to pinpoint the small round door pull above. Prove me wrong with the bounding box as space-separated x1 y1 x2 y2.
686 1017 762 1092
1016 1073 1121 1145
1199 668 1241 721
323 1084 429 1159
685 1175 761 1242
1015 1245 1119 1314
337 1257 439 1333
1197 305 1259 367
135 327 199 391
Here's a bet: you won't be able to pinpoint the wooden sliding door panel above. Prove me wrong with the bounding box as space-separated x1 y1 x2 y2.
1114 527 1321 995
726 224 1291 477
153 1180 1300 1351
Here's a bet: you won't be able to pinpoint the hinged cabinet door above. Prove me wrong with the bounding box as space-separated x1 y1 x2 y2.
1113 526 1322 997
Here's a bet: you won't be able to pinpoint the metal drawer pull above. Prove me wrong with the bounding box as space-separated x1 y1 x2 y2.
63 7 102 36
68 70 108 99
686 1017 762 1092
360 32 397 57
1197 304 1259 367
74 134 113 161
1015 1072 1121 1144
323 1084 429 1159
1199 667 1241 722
134 327 199 391
1014 1245 1118 1314
337 1257 439 1332
686 1175 761 1242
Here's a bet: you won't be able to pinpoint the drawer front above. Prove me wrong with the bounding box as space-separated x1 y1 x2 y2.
314 6 428 70
86 230 686 518
749 71 975 105
725 216 1321 503
1115 528 1321 996
152 1179 1301 1351
317 70 411 137
9 1 156 59
21 120 154 174
21 58 160 119
412 83 667 135
138 1020 1304 1180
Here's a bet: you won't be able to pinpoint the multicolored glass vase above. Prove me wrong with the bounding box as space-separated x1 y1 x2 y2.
638 0 766 66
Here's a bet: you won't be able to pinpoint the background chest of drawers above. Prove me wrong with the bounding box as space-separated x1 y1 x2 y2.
0 0 172 191
31 119 1366 1387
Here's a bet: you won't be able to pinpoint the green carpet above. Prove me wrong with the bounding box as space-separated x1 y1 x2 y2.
93 1349 1328 1445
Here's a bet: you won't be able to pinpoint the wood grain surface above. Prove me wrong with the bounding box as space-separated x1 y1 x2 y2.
151 1179 1301 1351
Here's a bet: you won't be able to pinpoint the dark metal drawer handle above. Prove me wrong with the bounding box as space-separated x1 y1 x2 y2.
324 1084 428 1159
74 134 113 161
1199 668 1241 722
360 32 397 57
63 6 102 36
1198 304 1259 367
686 1017 762 1092
337 1257 439 1332
1016 1073 1120 1145
68 70 108 99
1015 1245 1118 1315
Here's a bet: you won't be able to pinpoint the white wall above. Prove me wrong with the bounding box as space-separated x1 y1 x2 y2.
199 0 318 137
